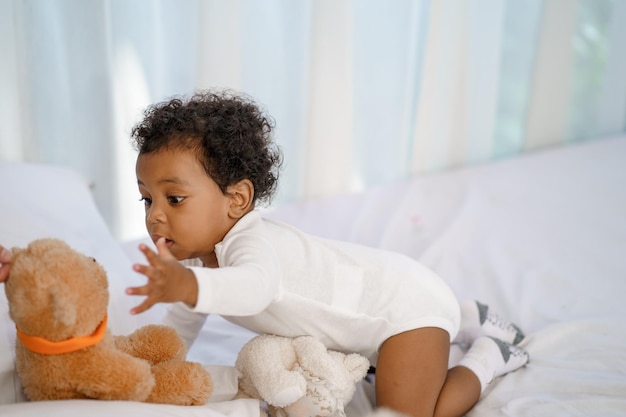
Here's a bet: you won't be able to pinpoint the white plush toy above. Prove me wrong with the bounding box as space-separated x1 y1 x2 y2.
236 334 370 417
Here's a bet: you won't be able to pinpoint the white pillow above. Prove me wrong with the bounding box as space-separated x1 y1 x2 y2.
0 162 150 404
0 162 259 414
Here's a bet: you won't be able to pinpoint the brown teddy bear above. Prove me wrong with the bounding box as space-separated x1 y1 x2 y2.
3 237 213 405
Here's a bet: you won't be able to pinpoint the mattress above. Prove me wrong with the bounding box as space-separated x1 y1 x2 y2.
1 133 625 416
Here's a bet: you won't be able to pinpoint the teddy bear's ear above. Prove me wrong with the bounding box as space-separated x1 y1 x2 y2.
52 281 77 327
340 352 370 383
6 246 23 266
10 247 24 255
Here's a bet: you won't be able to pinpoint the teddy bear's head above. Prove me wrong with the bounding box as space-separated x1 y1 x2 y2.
4 238 109 342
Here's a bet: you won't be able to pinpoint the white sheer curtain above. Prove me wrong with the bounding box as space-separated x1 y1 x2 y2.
1 0 625 241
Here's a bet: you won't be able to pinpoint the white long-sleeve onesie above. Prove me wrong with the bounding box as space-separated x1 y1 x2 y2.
163 210 460 365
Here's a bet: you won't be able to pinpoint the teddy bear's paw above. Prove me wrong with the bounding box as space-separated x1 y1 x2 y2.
341 353 370 383
277 364 354 417
269 385 307 407
281 390 340 417
148 360 213 405
117 325 187 365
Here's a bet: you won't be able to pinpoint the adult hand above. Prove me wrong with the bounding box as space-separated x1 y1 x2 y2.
0 245 12 283
126 238 199 315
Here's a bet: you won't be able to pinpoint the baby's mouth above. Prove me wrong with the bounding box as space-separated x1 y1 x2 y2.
152 235 174 248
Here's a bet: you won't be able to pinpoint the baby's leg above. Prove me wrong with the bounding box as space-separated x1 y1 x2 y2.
457 336 529 391
454 300 525 346
376 327 481 417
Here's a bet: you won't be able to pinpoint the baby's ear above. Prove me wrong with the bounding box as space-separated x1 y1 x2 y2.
227 179 255 219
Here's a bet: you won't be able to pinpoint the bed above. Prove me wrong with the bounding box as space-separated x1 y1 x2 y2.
1 134 625 416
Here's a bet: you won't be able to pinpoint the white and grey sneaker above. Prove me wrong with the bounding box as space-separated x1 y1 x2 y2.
455 300 526 346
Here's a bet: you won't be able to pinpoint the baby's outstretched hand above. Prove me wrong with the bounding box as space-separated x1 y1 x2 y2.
127 238 198 315
0 245 12 283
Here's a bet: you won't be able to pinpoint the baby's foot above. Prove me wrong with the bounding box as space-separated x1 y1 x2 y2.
455 300 525 346
458 336 529 391
486 337 529 378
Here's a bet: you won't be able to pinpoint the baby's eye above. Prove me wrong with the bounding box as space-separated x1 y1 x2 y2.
168 196 184 205
139 197 152 207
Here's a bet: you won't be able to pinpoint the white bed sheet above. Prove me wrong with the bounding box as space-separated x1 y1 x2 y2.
262 134 626 416
1 133 625 416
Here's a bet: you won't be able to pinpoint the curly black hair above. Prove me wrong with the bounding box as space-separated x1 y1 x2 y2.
131 90 283 206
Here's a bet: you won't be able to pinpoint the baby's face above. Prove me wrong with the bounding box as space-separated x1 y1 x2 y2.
136 148 237 265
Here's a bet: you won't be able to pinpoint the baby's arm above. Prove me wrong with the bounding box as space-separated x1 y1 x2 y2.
376 327 480 417
126 238 199 315
127 231 280 317
185 232 280 316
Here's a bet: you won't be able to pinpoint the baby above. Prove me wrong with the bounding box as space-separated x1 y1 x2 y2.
0 89 529 417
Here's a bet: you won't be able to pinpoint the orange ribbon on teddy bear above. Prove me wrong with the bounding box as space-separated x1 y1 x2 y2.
15 314 108 355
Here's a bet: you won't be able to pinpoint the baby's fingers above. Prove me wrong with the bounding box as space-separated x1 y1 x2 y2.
129 296 157 315
0 263 10 283
126 280 157 315
0 246 12 263
126 282 151 297
132 262 153 277
155 237 176 260
139 243 161 265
